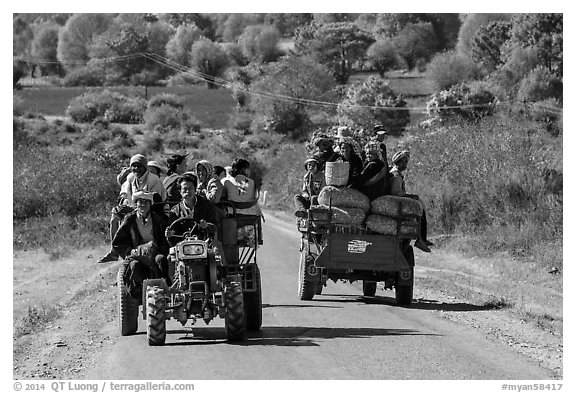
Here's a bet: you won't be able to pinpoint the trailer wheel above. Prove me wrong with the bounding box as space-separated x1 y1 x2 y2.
395 282 414 307
362 281 377 297
146 286 166 346
243 265 262 331
118 264 138 336
314 282 323 295
298 241 317 300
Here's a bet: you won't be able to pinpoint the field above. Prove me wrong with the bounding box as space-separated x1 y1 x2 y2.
16 84 237 129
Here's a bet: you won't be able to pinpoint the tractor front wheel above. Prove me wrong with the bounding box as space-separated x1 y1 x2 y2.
225 281 246 342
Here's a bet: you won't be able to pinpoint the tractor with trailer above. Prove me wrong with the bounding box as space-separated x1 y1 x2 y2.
117 204 263 346
296 198 417 306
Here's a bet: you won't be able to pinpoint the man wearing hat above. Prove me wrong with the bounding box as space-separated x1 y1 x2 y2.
147 160 168 179
113 190 171 301
311 133 338 171
390 150 434 253
294 157 326 218
98 154 167 263
163 153 189 208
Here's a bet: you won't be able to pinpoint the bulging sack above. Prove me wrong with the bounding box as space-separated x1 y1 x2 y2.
318 185 370 212
365 214 419 238
370 195 423 218
325 161 349 186
312 204 366 226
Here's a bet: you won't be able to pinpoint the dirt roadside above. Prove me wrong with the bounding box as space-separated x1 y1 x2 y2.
12 224 562 379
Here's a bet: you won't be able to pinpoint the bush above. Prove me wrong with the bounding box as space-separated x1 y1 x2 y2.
66 90 146 124
13 144 120 220
406 113 562 259
14 94 24 116
426 82 498 122
517 66 563 103
337 76 410 133
62 64 106 87
427 50 481 90
144 105 201 134
147 93 184 110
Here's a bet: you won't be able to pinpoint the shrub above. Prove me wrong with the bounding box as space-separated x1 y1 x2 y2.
337 76 410 133
144 105 200 132
427 50 481 90
66 90 146 124
517 66 563 103
406 113 562 259
147 93 184 110
13 144 120 220
426 82 498 122
62 64 106 87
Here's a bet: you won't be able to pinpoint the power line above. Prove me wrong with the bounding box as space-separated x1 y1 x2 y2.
16 52 564 115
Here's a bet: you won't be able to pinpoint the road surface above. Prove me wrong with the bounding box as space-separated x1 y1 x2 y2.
87 214 551 380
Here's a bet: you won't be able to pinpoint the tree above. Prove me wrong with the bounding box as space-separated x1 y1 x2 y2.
456 13 511 57
470 21 511 73
507 13 562 76
220 14 259 42
394 22 440 71
145 21 176 81
337 76 410 133
190 38 230 88
300 22 374 84
57 13 113 71
13 16 34 58
366 39 399 77
31 22 63 76
104 25 149 80
238 24 282 63
166 24 203 66
249 55 336 138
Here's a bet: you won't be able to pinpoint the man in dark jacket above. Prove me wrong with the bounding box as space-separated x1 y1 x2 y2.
350 140 390 200
113 191 170 301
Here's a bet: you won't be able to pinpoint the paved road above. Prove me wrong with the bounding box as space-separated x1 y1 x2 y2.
88 214 551 380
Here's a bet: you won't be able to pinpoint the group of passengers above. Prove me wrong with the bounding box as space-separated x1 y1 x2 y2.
294 125 433 253
98 153 262 302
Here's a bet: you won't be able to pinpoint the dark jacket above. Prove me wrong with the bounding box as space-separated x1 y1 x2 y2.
350 158 390 200
112 211 170 259
168 194 219 226
340 152 364 186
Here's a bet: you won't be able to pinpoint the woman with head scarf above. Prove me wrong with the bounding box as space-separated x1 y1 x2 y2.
163 153 188 208
336 136 364 186
195 160 214 195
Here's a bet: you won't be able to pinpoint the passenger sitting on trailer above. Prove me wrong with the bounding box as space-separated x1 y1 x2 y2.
294 157 325 218
389 151 433 253
349 140 390 201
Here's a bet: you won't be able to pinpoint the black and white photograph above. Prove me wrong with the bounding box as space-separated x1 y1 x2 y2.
11 6 565 389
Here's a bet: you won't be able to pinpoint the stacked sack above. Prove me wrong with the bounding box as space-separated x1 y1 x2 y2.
315 185 370 226
365 195 422 238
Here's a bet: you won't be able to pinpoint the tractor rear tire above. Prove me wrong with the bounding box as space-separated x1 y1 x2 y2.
118 264 138 336
225 281 246 342
146 286 166 346
362 281 377 297
314 282 323 295
298 241 317 301
243 265 262 331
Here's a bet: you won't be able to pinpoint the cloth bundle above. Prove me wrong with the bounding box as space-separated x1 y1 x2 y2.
310 204 365 226
366 195 422 238
370 195 423 217
318 186 371 212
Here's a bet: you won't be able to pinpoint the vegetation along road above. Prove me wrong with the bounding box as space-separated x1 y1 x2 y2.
13 213 561 380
